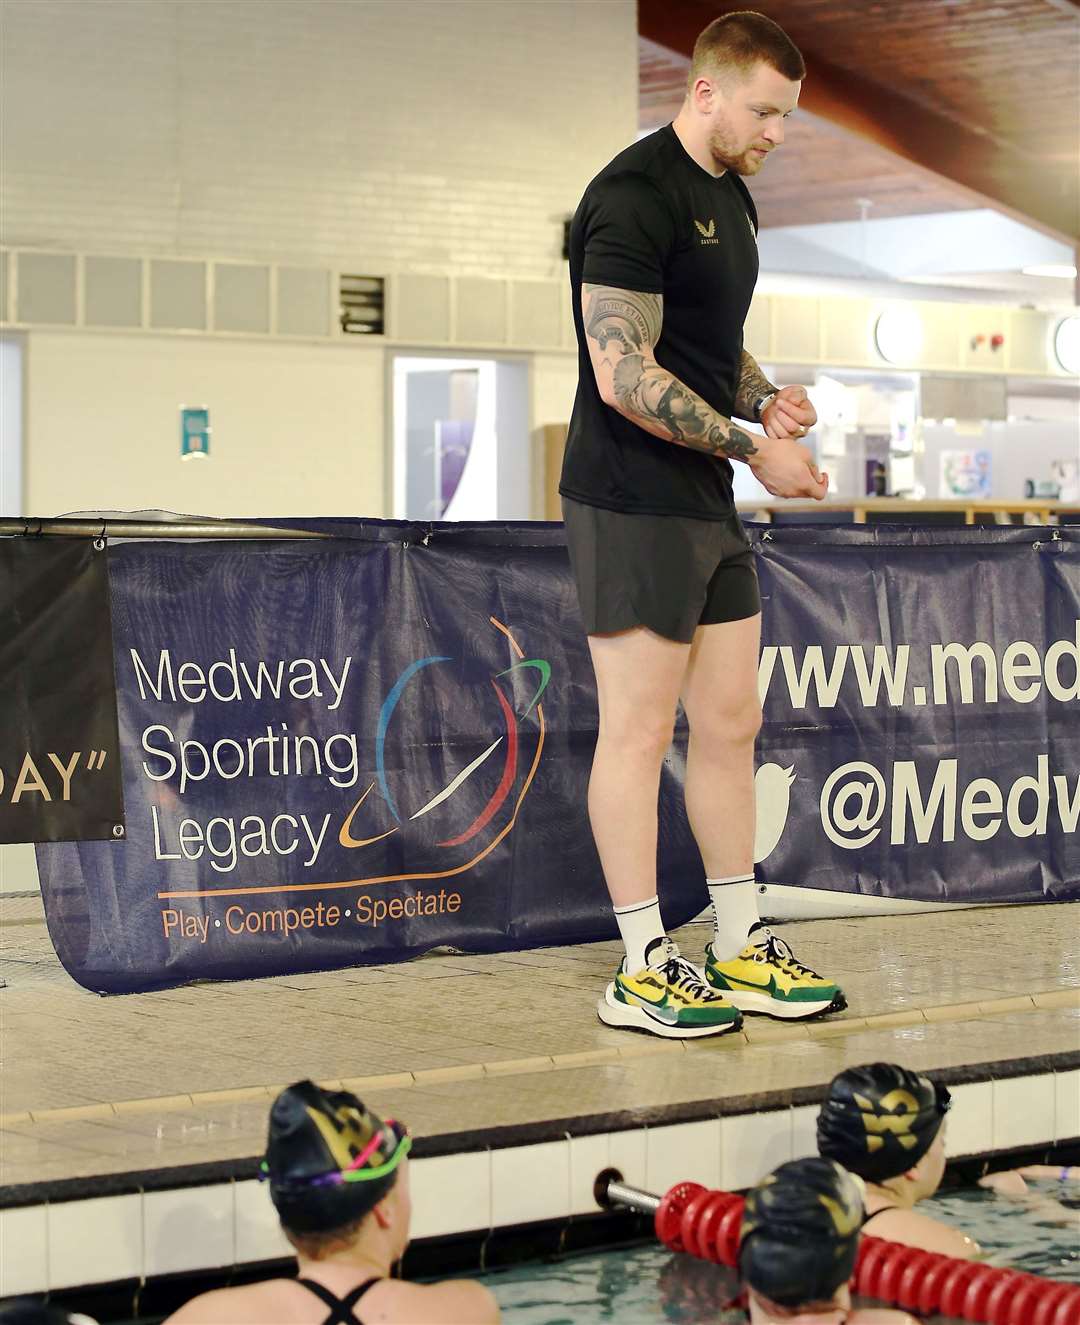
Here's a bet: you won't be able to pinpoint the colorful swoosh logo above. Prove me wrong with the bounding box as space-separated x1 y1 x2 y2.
339 621 551 854
157 616 552 901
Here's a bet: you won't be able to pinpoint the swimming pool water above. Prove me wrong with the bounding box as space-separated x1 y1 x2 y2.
921 1178 1079 1282
486 1242 745 1325
481 1181 1079 1324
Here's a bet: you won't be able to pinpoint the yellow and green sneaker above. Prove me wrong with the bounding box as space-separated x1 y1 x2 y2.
705 926 846 1020
599 937 743 1039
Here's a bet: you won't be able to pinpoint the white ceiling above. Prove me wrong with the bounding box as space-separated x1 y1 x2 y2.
757 209 1077 308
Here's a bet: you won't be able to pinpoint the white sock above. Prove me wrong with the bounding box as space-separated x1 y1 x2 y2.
707 874 759 960
613 896 665 973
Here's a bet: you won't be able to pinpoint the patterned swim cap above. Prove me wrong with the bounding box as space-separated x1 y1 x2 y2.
739 1157 864 1307
262 1079 411 1233
817 1062 950 1183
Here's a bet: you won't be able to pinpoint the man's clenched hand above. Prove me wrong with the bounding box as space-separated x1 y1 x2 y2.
747 432 829 500
762 385 817 441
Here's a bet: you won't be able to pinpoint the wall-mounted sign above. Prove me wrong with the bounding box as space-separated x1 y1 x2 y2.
940 448 992 499
180 406 210 459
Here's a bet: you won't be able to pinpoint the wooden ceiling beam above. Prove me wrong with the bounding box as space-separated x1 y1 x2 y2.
638 0 1078 241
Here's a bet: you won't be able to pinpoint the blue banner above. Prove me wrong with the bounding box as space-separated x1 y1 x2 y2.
34 520 1079 993
752 525 1079 900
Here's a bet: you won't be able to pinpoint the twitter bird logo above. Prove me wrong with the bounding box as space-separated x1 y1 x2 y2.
754 763 795 862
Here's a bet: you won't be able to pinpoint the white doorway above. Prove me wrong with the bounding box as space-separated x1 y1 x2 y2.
391 355 530 521
0 335 24 517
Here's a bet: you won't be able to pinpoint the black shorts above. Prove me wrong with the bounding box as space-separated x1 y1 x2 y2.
561 498 761 644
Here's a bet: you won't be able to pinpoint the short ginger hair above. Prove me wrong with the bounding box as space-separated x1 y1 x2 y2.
689 11 806 87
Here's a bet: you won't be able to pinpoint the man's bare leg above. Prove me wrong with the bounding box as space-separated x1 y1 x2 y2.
680 613 762 878
682 614 844 1018
680 614 763 957
587 625 743 1038
586 626 689 911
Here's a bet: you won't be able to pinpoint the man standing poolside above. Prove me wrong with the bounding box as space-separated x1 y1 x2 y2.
561 11 845 1038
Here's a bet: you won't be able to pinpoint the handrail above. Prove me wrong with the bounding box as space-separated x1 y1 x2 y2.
0 518 329 540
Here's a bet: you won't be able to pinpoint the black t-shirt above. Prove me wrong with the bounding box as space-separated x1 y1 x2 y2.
560 124 759 520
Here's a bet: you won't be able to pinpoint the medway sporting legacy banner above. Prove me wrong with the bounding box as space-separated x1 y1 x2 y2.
36 522 704 992
751 525 1078 899
1 537 124 844
33 520 1078 993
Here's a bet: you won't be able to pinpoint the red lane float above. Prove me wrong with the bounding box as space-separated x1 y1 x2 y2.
651 1180 1080 1325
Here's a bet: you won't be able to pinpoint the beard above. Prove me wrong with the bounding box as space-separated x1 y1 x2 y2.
708 116 768 176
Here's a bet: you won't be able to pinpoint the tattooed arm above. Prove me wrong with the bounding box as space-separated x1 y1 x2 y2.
583 283 829 498
736 349 820 441
582 283 759 461
732 350 777 422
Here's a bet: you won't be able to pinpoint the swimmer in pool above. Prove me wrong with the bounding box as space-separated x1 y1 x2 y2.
740 1157 917 1324
816 1062 979 1261
977 1165 1080 1228
166 1081 499 1325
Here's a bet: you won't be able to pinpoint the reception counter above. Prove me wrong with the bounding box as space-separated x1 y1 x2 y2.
736 498 1080 526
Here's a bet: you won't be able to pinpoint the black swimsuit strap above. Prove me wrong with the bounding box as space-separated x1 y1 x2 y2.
861 1206 895 1227
296 1276 382 1325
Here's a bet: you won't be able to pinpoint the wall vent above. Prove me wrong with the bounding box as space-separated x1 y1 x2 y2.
339 274 384 335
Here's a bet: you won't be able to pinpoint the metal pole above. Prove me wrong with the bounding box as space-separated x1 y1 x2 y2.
607 1179 661 1215
0 518 330 540
594 1168 661 1215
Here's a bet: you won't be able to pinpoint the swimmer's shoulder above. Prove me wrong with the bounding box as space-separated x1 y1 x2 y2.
163 1277 305 1323
863 1206 980 1260
164 1276 500 1324
361 1277 500 1324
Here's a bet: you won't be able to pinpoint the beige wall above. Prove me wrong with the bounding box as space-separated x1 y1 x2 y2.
0 0 637 278
21 333 585 522
25 332 386 517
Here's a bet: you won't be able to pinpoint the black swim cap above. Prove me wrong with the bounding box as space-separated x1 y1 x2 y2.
739 1157 863 1308
817 1062 950 1183
262 1080 411 1234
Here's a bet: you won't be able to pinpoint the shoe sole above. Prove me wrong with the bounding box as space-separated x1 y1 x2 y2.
597 987 743 1040
720 988 848 1021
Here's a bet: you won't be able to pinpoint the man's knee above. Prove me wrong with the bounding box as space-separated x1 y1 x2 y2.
686 699 762 750
597 712 676 761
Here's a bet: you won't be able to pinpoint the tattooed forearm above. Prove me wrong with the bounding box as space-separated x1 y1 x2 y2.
612 354 759 460
583 283 758 461
733 350 777 421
